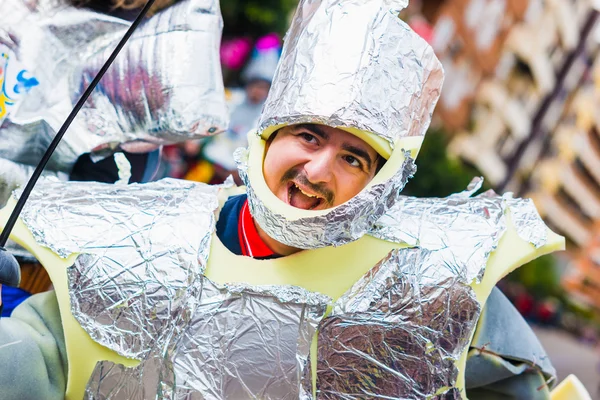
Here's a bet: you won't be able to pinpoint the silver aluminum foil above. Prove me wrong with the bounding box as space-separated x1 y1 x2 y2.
17 178 222 358
84 278 329 399
16 178 553 398
311 248 479 399
505 196 548 249
237 147 417 249
258 0 443 148
0 157 68 207
0 0 227 173
242 0 443 250
369 178 549 283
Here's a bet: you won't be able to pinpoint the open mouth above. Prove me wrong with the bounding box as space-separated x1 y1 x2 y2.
287 182 325 210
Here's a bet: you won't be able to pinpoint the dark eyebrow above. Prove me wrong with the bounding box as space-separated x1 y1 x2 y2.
295 124 329 140
342 144 374 171
294 124 375 170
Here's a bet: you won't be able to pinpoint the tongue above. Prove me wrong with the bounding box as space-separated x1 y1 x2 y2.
290 186 320 210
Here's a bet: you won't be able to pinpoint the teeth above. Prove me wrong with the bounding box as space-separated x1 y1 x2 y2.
294 183 321 199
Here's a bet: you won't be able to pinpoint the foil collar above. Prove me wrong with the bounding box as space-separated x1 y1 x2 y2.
312 248 479 399
369 178 549 283
17 178 223 359
237 147 417 249
258 0 443 147
84 278 328 399
0 0 227 172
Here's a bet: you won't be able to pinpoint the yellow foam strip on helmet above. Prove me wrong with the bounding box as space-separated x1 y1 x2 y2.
0 200 138 400
337 127 393 159
259 123 424 161
246 131 422 222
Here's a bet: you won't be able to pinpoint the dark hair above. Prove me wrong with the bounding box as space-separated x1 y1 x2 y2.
375 155 386 173
269 127 387 174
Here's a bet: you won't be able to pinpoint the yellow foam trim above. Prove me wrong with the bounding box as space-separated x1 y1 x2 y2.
336 127 392 159
0 200 138 400
247 131 422 222
550 374 592 400
0 193 567 400
455 213 565 397
259 123 424 161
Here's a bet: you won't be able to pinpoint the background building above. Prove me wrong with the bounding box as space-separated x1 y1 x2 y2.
403 0 600 312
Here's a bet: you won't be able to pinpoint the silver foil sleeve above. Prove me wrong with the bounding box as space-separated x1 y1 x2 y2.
237 147 417 249
311 248 479 399
258 0 443 148
0 0 227 172
369 178 550 283
84 278 329 399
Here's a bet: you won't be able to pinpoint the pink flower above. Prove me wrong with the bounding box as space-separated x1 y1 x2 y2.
220 37 253 70
255 33 281 53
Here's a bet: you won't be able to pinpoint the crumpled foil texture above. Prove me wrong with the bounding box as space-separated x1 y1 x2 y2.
17 178 222 359
237 147 417 249
258 0 443 148
16 178 554 398
369 177 548 284
0 157 68 207
0 0 227 172
311 248 479 399
242 0 442 250
84 279 328 399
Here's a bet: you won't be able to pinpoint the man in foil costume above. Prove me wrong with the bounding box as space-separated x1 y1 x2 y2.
0 0 580 399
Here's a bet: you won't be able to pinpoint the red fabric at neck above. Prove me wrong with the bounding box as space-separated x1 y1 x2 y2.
238 200 277 258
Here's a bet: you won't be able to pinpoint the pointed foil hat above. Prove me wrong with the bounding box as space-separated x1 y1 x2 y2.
257 0 444 159
238 0 444 249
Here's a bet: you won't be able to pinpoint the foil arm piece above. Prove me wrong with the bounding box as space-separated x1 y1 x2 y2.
503 195 548 248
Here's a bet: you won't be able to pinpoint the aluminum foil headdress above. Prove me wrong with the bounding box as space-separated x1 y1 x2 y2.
237 0 444 249
0 0 227 174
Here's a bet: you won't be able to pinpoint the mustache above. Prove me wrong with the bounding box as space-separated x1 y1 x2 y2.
281 168 335 205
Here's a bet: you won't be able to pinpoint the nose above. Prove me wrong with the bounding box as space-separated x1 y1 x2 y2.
303 148 335 184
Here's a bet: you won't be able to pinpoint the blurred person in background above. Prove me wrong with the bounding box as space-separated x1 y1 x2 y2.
184 34 281 185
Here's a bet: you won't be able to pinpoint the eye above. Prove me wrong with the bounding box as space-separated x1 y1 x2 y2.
343 155 362 168
299 132 317 143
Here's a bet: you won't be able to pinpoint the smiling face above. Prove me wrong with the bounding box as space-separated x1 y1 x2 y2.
263 124 382 211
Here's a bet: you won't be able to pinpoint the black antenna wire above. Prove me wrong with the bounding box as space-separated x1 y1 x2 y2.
0 0 156 286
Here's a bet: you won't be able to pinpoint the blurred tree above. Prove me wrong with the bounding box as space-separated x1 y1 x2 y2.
507 254 562 298
402 128 484 197
221 0 298 37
